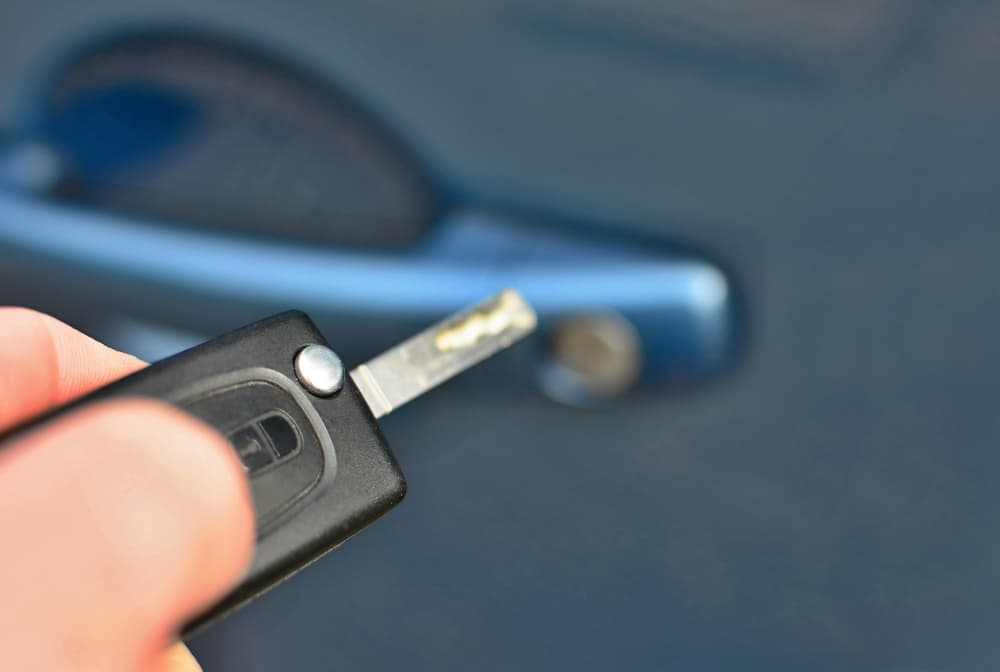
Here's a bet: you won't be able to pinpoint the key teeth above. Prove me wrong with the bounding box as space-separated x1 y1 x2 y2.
433 289 537 353
348 289 538 419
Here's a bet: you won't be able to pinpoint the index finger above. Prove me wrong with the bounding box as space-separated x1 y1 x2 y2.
0 307 145 430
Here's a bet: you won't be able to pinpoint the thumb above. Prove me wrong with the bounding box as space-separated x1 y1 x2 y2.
0 399 254 671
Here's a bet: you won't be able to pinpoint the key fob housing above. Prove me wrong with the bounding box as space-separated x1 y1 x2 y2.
2 312 407 633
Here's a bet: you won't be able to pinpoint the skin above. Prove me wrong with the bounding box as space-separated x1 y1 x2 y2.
0 307 255 671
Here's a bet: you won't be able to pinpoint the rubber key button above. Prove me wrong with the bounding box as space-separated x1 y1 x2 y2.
230 425 274 472
259 414 299 458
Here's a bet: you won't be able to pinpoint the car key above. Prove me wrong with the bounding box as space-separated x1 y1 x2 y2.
0 289 536 634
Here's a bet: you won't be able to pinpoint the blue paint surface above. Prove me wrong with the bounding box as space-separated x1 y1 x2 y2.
43 81 200 179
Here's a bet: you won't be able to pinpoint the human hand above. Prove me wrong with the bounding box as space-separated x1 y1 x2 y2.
0 308 255 671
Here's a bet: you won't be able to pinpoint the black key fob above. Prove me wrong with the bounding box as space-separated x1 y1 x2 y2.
0 291 536 634
5 312 404 633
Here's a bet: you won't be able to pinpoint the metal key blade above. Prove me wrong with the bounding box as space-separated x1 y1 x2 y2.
350 289 537 419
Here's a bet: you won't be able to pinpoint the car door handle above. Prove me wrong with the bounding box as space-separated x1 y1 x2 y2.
0 192 738 402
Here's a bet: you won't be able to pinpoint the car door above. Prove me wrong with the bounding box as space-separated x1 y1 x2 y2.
1 2 999 671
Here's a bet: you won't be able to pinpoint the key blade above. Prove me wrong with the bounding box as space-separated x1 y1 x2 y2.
350 289 537 419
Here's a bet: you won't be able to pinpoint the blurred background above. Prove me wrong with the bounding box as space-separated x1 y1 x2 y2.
1 1 1000 670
